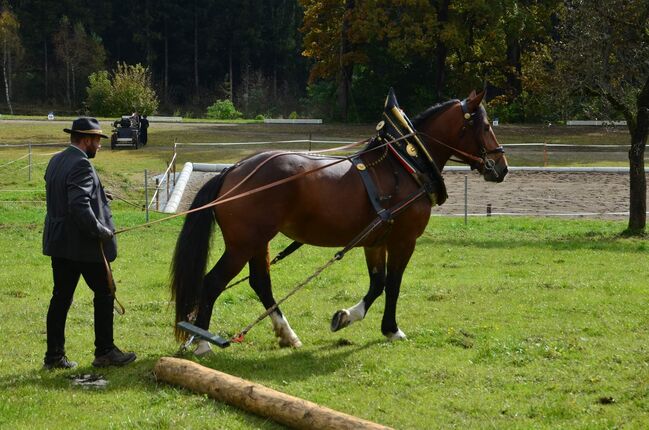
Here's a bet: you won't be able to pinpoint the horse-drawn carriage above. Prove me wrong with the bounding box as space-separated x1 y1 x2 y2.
110 115 140 149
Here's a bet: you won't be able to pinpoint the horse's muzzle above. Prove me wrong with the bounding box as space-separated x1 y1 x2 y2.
483 160 508 183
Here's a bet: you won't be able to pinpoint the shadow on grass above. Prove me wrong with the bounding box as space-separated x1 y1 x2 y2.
179 337 385 385
0 338 383 393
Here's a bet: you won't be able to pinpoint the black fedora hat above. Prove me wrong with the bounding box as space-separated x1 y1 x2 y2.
63 117 108 139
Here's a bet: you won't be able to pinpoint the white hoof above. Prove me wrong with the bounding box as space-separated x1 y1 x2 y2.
279 335 303 348
194 340 214 356
271 312 302 348
386 329 407 342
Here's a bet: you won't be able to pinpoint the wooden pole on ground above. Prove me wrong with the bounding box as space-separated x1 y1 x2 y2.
153 357 393 430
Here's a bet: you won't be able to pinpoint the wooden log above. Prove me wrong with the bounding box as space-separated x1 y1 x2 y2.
154 357 393 430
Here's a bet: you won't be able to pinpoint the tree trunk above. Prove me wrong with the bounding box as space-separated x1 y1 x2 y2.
627 77 649 233
71 63 76 106
65 61 71 108
194 4 199 97
164 18 169 103
154 357 392 430
338 0 354 121
44 39 48 99
3 38 13 114
7 45 11 97
433 0 451 101
229 44 233 101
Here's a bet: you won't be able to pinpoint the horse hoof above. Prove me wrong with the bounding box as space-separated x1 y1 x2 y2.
386 329 407 342
194 341 214 357
279 337 303 348
331 310 351 332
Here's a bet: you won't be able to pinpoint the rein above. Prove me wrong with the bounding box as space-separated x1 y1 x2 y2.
108 118 502 323
415 130 505 179
113 135 413 236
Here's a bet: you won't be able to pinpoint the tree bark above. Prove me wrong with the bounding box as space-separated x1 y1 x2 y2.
433 0 451 101
3 38 13 114
65 60 70 108
338 0 354 121
154 357 393 430
164 16 169 103
44 39 48 99
229 44 233 101
627 76 649 233
193 3 199 97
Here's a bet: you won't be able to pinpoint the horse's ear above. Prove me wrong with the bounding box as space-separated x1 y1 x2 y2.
466 89 485 110
474 89 485 104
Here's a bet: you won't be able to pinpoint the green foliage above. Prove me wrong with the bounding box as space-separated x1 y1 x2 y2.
206 99 242 120
110 63 159 116
254 114 265 120
85 70 112 116
85 63 159 116
288 111 298 119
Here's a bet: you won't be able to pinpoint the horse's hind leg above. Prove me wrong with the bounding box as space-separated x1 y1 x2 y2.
249 248 302 348
331 245 387 332
193 250 248 355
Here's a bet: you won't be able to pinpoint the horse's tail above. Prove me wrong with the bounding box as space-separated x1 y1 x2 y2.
170 169 229 341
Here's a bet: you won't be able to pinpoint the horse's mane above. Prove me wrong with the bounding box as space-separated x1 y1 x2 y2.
411 99 459 128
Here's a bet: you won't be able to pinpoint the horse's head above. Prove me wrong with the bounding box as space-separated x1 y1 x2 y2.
415 90 509 183
455 90 508 182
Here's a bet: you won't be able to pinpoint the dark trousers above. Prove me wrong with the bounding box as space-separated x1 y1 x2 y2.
45 257 115 362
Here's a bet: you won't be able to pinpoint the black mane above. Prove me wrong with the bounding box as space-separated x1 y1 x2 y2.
411 99 459 128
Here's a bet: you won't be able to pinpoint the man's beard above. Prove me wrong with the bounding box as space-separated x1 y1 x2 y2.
86 150 96 159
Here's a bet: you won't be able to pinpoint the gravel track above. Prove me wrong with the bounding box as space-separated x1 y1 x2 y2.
178 169 640 218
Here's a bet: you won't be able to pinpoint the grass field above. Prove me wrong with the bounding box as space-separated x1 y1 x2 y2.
1 203 648 429
1 120 647 429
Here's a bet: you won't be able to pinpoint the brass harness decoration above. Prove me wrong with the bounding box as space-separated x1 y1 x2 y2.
354 88 447 213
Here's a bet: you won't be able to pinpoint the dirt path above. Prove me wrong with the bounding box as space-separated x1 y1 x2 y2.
178 169 638 218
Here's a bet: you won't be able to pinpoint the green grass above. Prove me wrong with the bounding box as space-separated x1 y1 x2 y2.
1 202 648 429
1 120 647 428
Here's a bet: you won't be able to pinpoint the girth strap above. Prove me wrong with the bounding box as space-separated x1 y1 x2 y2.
351 155 391 221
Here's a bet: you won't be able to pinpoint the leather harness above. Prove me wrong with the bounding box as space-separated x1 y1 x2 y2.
351 89 448 221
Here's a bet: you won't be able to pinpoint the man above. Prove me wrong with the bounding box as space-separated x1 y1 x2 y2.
139 115 149 146
42 117 136 370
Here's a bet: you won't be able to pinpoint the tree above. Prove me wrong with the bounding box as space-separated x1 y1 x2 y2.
85 70 112 116
0 5 22 114
86 63 159 116
550 0 649 233
53 16 106 108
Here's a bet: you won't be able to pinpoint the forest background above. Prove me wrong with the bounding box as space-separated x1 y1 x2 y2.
0 0 647 123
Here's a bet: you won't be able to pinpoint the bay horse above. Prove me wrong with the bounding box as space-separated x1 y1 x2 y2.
170 89 508 354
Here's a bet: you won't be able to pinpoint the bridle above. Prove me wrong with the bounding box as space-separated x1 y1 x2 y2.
417 99 505 178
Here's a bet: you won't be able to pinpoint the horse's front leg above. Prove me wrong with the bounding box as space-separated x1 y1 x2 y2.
331 245 387 332
381 239 416 341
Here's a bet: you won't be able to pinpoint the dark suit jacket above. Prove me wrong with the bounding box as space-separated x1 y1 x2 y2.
43 146 117 262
